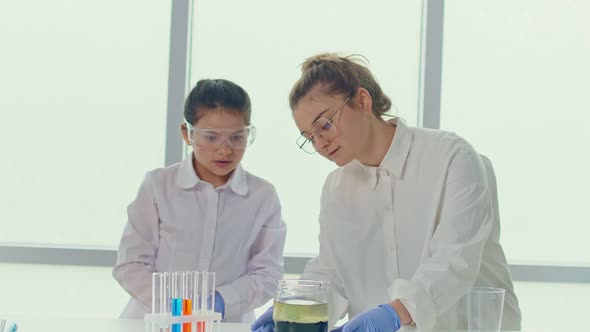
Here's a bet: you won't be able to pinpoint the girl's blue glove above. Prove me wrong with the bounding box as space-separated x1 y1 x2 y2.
251 306 274 332
214 291 225 318
333 304 401 332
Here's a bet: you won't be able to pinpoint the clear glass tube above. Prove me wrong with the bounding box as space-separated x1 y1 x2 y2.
183 271 196 332
191 270 201 313
199 272 216 332
171 272 185 332
467 287 505 332
152 272 172 332
162 272 173 314
172 271 185 299
200 271 215 312
152 272 162 315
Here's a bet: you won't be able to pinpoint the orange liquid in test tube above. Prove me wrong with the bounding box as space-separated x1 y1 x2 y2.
183 299 192 332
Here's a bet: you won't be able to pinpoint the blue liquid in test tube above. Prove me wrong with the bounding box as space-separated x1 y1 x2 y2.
172 297 183 332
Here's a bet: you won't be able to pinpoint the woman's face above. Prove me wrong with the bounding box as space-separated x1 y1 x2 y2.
292 90 366 166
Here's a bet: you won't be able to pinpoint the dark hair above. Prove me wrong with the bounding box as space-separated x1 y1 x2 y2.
289 53 392 118
184 79 252 124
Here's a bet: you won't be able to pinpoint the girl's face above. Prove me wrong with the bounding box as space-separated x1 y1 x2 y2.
181 108 249 187
292 89 368 166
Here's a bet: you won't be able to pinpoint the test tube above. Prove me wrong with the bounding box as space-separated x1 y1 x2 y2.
190 271 204 332
191 271 201 312
152 272 162 315
200 272 216 332
162 272 173 314
153 272 172 332
200 271 216 313
152 272 160 332
171 272 185 332
183 271 196 332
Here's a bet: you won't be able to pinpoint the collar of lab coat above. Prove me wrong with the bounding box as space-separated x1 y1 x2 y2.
378 118 414 179
175 155 248 196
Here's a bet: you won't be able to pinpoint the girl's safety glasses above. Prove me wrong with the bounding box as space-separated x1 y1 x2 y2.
186 122 256 150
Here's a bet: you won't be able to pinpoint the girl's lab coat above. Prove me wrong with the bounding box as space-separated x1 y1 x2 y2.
301 119 521 331
113 159 287 322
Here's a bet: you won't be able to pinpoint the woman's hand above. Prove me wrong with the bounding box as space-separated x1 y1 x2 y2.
251 306 274 332
332 304 401 332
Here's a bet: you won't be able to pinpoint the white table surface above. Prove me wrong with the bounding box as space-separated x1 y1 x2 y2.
1 316 249 332
1 316 520 332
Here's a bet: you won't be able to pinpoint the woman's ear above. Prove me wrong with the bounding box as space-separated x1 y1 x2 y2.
356 87 373 114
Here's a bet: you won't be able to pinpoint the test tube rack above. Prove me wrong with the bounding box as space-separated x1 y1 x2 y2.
144 311 222 330
146 271 220 332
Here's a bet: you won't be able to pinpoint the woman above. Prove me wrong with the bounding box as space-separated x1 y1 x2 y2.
252 54 521 332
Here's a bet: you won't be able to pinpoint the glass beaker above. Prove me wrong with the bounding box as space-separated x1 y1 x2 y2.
273 280 328 332
467 287 505 332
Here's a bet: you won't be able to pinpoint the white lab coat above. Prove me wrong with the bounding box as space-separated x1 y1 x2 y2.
113 157 287 322
300 119 521 332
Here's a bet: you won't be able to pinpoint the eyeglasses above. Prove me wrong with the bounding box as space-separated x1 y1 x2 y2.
296 96 350 154
186 122 256 150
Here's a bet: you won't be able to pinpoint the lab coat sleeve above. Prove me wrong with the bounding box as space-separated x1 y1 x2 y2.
216 188 287 321
112 172 160 308
388 147 494 331
300 177 349 329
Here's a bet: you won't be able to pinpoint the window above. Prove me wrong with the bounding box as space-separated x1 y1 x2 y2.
0 0 171 247
440 0 590 264
190 0 424 255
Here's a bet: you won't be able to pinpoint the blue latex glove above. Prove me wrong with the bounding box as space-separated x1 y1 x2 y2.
331 325 344 332
214 291 225 319
251 306 274 332
338 304 401 332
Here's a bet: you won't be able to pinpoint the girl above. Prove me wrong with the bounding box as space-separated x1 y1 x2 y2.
114 79 287 323
252 54 521 332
